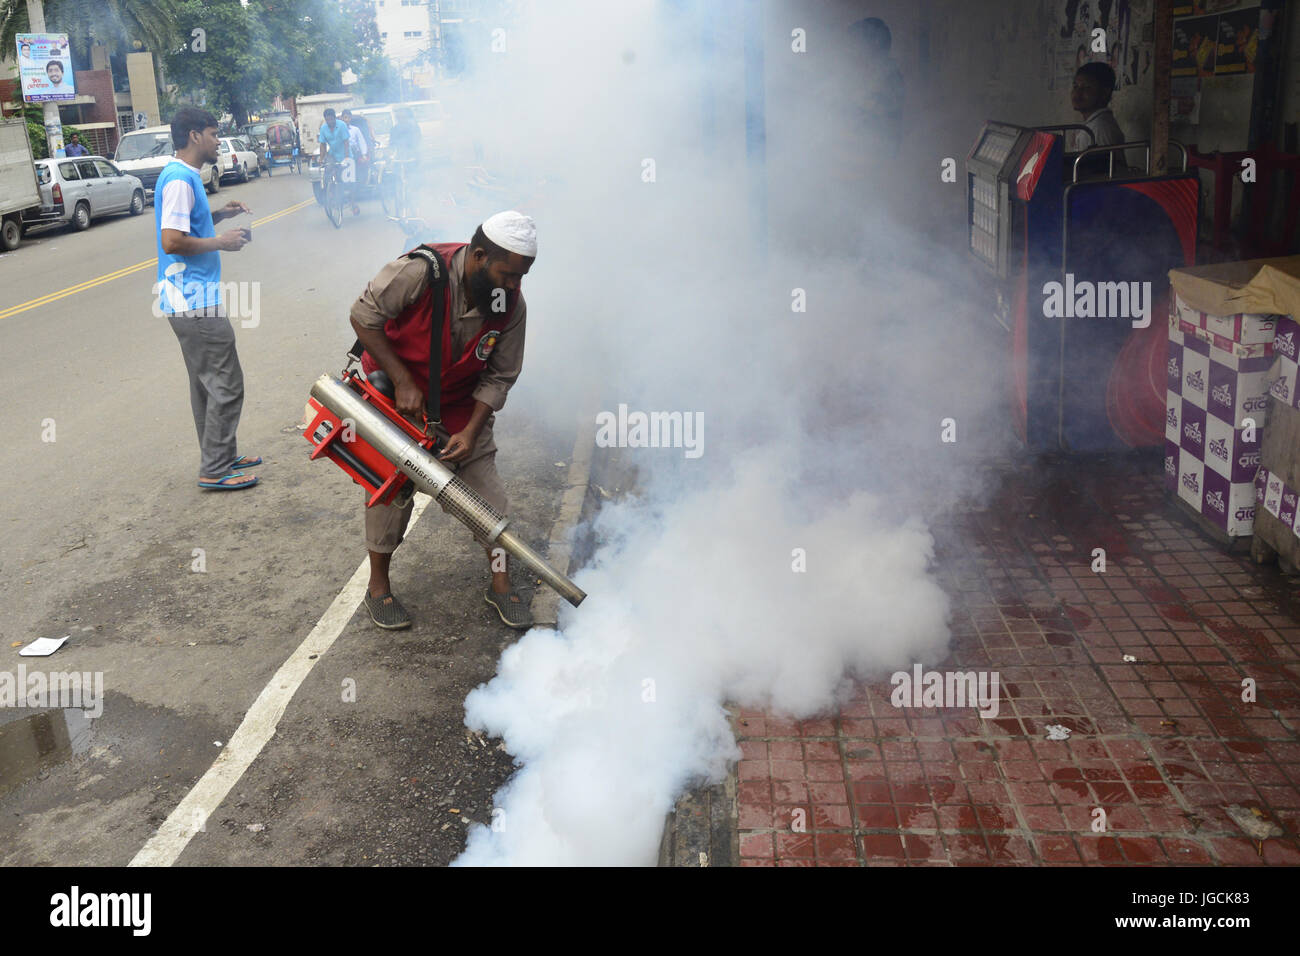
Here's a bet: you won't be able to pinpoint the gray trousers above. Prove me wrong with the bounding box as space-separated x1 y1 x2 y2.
167 308 245 478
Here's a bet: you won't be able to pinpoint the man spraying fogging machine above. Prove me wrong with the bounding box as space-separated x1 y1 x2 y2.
304 211 585 630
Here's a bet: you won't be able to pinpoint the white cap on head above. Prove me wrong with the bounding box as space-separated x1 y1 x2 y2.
482 210 537 258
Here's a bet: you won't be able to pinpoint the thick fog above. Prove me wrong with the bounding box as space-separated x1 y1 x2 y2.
375 0 1010 865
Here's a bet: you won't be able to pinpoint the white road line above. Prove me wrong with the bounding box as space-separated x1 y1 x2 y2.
129 493 432 867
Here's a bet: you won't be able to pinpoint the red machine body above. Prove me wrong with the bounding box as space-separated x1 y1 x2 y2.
303 370 438 507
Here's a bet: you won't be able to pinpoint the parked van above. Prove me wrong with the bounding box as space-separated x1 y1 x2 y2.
113 125 220 201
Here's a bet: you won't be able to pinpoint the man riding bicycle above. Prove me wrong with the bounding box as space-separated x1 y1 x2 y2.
318 108 353 211
340 109 372 216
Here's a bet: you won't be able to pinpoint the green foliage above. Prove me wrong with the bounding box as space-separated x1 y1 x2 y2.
0 0 182 67
355 52 398 105
163 0 384 126
20 102 79 159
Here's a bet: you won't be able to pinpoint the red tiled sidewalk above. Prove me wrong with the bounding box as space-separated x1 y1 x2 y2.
736 457 1300 866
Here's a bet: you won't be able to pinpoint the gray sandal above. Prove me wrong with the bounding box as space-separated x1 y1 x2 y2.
365 590 412 630
484 587 533 630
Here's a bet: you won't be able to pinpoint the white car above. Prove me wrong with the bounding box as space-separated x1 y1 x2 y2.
22 156 145 232
113 125 220 200
218 136 261 183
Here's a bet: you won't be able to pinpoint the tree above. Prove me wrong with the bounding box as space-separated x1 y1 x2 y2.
0 0 181 68
21 101 80 158
163 0 384 126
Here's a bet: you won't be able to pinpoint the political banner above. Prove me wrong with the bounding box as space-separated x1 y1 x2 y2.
17 33 76 102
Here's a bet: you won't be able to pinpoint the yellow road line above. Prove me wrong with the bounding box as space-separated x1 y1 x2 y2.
252 198 314 227
0 197 316 321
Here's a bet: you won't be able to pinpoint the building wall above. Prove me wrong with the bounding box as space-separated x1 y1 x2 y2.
0 70 119 155
373 0 434 65
125 53 160 128
763 0 1162 248
72 69 119 156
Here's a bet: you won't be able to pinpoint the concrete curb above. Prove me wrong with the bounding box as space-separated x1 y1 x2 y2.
530 413 597 628
658 708 742 867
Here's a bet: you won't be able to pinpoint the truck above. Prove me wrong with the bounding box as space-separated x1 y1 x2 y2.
0 117 40 251
295 93 355 158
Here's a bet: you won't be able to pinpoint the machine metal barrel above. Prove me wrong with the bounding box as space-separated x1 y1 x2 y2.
310 374 587 607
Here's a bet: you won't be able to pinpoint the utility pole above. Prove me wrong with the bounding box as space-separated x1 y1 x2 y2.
1152 0 1172 176
24 0 64 157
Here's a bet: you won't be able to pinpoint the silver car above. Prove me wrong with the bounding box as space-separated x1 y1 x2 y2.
22 156 145 231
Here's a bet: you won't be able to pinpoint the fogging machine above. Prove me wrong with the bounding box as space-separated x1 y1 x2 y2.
303 343 586 608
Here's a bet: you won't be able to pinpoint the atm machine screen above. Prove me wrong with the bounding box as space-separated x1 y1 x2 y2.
966 122 1031 276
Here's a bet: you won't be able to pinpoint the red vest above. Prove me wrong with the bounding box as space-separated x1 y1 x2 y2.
361 241 517 434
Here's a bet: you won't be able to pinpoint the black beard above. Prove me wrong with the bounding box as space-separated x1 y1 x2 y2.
468 267 498 314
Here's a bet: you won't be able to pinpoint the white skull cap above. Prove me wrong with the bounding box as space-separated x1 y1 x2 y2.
482 210 537 258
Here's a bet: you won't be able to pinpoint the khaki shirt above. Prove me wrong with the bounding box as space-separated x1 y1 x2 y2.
350 244 526 412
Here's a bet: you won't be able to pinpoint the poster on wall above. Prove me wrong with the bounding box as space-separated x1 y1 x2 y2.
1172 15 1220 77
1170 76 1202 123
1175 1 1244 15
16 32 75 102
1214 6 1261 74
1050 0 1150 91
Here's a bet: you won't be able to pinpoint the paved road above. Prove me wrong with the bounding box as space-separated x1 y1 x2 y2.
0 170 575 865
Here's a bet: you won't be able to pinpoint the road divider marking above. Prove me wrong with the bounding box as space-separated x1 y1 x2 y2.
252 197 314 227
129 493 431 867
0 197 316 322
0 258 156 319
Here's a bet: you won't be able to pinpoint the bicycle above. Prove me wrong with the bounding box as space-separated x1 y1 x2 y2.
319 158 345 229
380 156 422 221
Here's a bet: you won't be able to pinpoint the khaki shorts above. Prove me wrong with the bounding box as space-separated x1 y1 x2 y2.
363 418 506 553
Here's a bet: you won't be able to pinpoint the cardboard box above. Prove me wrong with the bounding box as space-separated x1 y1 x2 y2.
1161 263 1300 541
1270 315 1300 412
1175 315 1276 358
1166 318 1267 537
1169 256 1300 318
1167 316 1272 428
1201 469 1257 534
1258 394 1300 490
1252 465 1300 567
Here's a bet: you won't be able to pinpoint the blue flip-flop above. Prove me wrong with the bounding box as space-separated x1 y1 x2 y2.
198 471 259 491
231 455 263 468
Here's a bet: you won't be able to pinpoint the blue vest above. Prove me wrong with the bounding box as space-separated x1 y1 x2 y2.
154 159 220 313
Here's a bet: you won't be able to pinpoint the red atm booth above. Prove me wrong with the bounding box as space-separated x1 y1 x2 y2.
967 122 1200 452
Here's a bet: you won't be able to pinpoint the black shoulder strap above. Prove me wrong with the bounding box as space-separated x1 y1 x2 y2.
349 245 449 422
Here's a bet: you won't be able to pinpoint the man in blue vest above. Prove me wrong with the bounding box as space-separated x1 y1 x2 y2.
155 107 260 490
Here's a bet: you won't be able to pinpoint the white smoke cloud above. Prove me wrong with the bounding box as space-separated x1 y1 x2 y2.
444 0 1009 865
457 453 951 865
